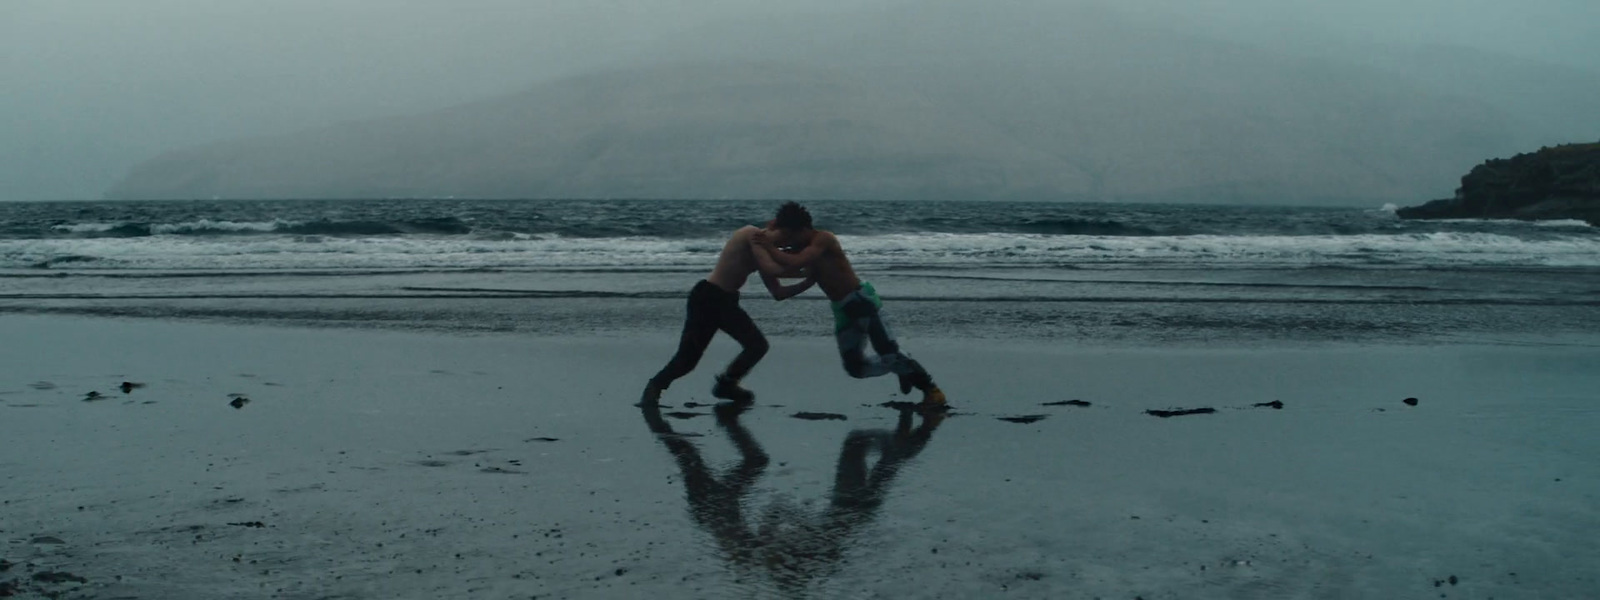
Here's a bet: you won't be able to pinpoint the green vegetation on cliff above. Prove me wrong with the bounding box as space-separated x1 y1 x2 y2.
1398 142 1600 225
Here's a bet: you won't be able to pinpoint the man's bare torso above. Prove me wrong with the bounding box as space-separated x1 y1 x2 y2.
803 230 862 302
706 226 763 292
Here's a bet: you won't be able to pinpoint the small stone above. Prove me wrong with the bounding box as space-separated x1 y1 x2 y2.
1403 397 1419 406
791 412 848 421
1146 407 1216 418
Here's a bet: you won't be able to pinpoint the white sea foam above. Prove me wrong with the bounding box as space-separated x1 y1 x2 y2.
1432 218 1593 229
149 219 290 234
50 220 294 235
4 232 1600 271
1533 219 1593 228
49 223 121 234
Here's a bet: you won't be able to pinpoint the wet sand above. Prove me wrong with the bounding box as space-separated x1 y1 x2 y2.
2 315 1598 598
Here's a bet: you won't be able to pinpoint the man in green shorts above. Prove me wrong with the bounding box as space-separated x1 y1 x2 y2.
751 202 945 407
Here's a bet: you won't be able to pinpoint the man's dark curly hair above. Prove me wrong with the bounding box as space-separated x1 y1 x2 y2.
773 201 813 231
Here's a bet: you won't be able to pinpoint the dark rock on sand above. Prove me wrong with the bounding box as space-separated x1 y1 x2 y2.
28 536 65 545
1253 400 1285 409
525 437 560 443
664 411 708 420
1146 408 1217 418
228 521 266 528
1404 397 1419 406
82 391 106 402
998 415 1049 424
479 466 526 474
1042 400 1092 407
791 412 848 421
120 381 145 393
229 394 250 409
1397 142 1600 225
31 572 87 584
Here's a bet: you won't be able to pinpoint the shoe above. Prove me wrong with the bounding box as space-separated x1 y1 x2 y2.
919 387 947 410
711 375 755 404
637 382 663 406
899 359 930 395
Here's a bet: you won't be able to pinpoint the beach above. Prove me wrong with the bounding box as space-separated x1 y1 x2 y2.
4 315 1597 599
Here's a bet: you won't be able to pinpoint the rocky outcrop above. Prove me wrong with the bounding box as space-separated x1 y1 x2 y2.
1398 143 1600 225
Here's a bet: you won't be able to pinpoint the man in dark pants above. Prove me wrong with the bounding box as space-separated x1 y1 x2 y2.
641 209 816 405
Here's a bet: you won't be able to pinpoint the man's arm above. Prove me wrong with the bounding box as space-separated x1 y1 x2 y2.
760 272 816 301
748 238 792 278
757 231 832 269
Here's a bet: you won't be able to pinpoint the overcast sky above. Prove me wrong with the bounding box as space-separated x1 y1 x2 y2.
4 0 1598 201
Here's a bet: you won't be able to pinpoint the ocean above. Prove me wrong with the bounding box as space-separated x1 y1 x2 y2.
3 198 1598 344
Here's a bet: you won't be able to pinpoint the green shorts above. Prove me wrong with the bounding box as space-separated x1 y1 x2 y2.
830 281 882 333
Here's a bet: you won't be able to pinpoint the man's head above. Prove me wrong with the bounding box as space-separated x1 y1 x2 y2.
768 202 814 247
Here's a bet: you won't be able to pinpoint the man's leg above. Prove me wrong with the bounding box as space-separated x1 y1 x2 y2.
709 303 768 403
716 303 769 383
861 304 935 392
837 317 894 378
838 298 917 379
837 294 941 403
646 292 719 400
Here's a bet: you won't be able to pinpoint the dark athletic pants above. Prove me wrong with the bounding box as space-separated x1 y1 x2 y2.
651 280 769 389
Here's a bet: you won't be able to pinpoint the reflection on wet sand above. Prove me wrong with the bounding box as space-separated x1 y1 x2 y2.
640 402 942 593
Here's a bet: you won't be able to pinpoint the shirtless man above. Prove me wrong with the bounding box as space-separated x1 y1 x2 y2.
640 209 816 405
750 203 946 407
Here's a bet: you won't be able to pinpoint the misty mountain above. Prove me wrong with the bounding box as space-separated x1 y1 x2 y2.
108 1 1594 204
